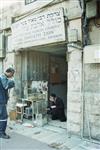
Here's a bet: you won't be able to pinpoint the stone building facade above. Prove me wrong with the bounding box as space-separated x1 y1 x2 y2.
0 0 100 141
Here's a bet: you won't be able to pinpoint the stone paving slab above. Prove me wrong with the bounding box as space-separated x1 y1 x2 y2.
0 132 56 150
7 121 100 150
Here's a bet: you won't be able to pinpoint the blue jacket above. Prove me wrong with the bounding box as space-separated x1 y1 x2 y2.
0 74 15 104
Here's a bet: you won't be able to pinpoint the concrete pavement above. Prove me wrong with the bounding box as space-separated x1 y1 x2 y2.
5 121 100 150
0 132 56 150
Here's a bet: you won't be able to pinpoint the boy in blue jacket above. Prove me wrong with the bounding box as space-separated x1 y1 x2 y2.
0 67 15 139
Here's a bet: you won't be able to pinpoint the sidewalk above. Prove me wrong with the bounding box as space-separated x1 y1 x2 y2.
0 132 56 150
6 121 100 150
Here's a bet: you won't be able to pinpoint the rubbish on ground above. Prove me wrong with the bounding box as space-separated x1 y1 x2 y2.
34 131 41 135
48 142 63 149
23 122 34 128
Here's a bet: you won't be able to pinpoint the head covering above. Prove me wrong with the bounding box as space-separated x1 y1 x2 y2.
50 93 56 98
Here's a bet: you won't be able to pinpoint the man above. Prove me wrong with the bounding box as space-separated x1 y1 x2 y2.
0 67 15 139
47 93 66 122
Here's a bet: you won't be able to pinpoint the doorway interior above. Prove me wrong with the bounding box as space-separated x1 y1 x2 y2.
48 51 67 129
20 43 67 129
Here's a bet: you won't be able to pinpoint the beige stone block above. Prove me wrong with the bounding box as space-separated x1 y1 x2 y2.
94 93 100 105
91 126 100 140
67 122 81 134
91 105 100 115
67 112 81 124
67 92 82 103
90 115 100 127
67 102 81 113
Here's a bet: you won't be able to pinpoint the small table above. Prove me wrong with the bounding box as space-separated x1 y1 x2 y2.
16 103 27 121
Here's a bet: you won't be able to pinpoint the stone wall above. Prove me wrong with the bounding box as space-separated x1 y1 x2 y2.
67 48 82 136
0 60 3 74
3 52 18 112
83 18 100 141
67 16 83 136
83 64 100 140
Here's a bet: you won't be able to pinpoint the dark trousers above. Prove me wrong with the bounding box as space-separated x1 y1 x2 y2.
47 108 66 122
0 105 8 135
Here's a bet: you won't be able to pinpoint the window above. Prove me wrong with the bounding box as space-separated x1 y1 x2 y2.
25 0 37 5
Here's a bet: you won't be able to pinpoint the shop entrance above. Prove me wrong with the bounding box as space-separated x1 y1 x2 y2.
19 43 67 128
48 53 67 129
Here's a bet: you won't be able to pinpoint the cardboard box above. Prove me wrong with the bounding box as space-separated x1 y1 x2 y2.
9 110 16 121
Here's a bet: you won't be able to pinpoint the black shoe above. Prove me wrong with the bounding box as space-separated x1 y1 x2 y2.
0 133 10 139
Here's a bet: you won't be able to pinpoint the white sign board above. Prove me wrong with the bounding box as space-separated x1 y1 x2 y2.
84 44 100 64
11 8 66 50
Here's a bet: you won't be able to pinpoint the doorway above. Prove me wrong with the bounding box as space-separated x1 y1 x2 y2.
19 43 68 129
48 54 67 129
